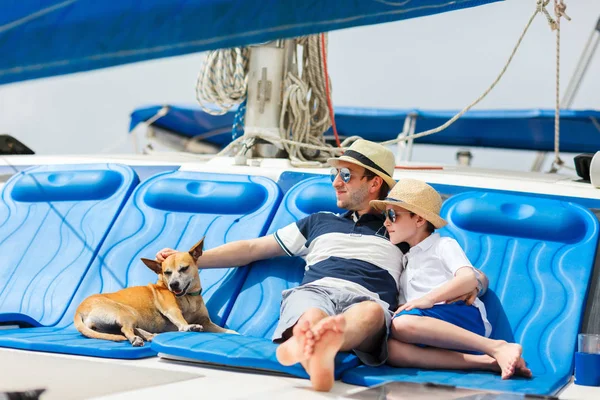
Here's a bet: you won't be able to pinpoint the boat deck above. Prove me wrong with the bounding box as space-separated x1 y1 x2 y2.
1 347 598 400
0 154 599 399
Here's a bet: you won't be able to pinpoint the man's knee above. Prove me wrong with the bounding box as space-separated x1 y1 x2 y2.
280 307 328 341
357 301 385 325
391 315 421 342
349 301 386 353
298 307 328 326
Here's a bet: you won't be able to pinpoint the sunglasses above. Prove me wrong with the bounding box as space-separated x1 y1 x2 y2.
330 167 372 183
383 209 412 223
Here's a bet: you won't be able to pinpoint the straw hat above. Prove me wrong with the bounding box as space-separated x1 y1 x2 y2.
327 140 396 188
370 178 447 229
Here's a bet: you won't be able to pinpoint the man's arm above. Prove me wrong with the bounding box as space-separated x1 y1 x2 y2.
156 235 286 269
446 268 489 305
475 269 489 296
439 238 488 304
425 266 479 304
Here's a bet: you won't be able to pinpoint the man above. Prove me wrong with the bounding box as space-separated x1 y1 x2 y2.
157 139 486 391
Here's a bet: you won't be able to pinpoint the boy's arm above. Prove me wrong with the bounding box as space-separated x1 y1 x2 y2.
447 268 489 305
426 266 479 304
395 267 478 314
427 237 484 303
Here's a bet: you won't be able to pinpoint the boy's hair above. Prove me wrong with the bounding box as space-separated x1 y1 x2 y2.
409 212 436 233
364 171 390 200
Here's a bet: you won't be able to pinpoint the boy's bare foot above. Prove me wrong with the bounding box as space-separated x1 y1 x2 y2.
276 319 315 366
307 315 346 392
514 357 533 378
484 353 533 379
490 342 525 379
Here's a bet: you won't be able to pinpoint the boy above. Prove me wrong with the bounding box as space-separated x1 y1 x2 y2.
370 178 531 379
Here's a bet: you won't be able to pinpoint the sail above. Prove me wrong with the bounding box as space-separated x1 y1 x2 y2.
1 0 501 85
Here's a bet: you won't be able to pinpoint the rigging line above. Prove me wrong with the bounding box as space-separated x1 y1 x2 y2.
0 0 78 34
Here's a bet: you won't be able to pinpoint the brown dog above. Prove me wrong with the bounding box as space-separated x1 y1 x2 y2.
74 238 235 346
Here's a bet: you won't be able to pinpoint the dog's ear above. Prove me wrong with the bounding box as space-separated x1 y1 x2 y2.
141 258 162 274
189 237 205 263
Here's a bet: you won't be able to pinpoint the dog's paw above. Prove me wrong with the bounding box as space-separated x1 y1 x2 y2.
183 324 204 332
135 327 156 342
131 336 144 347
226 329 239 335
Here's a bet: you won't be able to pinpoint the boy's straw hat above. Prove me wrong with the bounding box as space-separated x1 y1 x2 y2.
370 178 447 229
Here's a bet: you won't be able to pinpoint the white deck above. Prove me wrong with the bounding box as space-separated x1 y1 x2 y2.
1 347 598 400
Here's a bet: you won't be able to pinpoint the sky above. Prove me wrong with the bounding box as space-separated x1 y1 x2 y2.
0 0 598 174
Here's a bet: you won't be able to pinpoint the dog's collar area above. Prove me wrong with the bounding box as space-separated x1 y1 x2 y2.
187 288 202 296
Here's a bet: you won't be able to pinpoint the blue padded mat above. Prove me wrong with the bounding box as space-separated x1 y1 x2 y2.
152 175 362 379
0 171 281 359
341 191 599 395
0 164 139 327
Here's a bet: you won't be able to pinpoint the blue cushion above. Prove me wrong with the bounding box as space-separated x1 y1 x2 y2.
152 175 362 378
0 164 139 327
152 332 358 379
0 171 281 359
0 325 155 359
341 191 599 395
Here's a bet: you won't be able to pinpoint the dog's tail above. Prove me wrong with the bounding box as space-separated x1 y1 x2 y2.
74 312 127 342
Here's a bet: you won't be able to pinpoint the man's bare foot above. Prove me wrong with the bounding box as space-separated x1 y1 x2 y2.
490 342 524 379
276 319 315 366
307 315 346 392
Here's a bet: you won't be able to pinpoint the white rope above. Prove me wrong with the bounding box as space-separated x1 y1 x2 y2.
218 1 567 159
276 35 339 166
549 0 571 172
279 72 313 162
0 0 78 34
200 36 339 165
214 0 573 169
378 0 560 146
537 0 556 29
302 35 332 138
195 48 249 115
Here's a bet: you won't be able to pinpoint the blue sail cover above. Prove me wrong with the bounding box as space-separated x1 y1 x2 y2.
129 105 600 153
1 0 501 85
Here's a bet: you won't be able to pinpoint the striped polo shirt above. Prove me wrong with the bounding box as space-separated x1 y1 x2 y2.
274 210 405 310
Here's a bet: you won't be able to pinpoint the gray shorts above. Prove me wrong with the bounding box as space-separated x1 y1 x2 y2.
272 284 393 366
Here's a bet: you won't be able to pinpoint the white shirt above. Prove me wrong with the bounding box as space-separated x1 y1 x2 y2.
399 233 492 337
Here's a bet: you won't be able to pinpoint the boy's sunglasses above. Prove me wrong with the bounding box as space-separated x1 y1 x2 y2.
383 209 412 223
330 167 371 183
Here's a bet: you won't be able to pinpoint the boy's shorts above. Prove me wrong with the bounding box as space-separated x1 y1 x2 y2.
394 301 486 338
272 284 393 366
